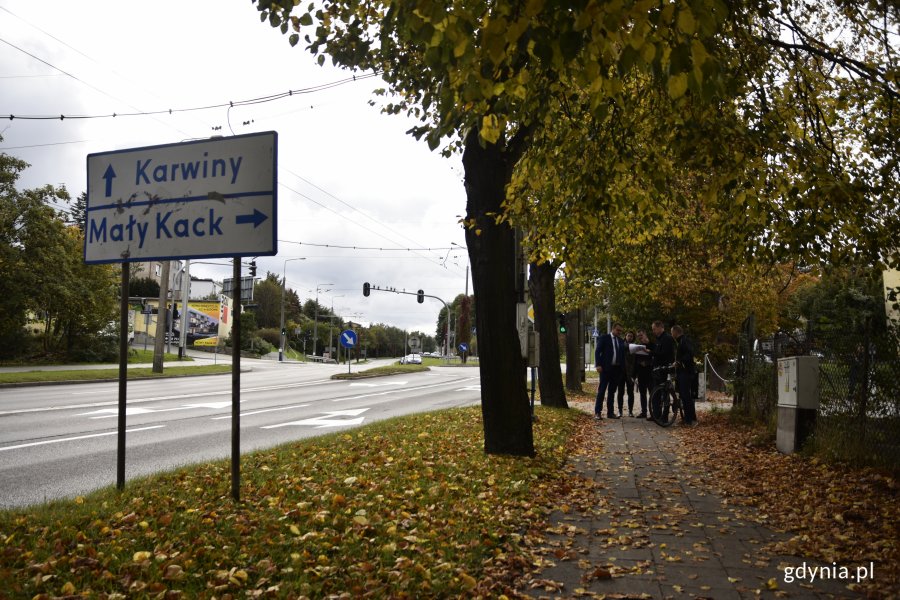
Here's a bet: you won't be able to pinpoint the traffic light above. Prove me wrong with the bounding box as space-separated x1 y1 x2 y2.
363 282 370 297
249 260 257 277
558 312 568 334
417 289 424 304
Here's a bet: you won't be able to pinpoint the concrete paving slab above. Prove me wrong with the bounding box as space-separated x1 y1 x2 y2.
521 407 865 599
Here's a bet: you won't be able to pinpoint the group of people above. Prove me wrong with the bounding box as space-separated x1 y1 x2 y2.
594 320 699 426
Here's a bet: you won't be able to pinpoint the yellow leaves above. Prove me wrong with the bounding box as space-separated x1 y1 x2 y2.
677 7 696 35
289 524 301 536
459 571 477 589
132 551 152 563
481 114 503 144
60 581 76 595
667 73 689 99
453 36 468 58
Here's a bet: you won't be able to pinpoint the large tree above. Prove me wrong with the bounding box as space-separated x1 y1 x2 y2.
1 162 117 359
255 0 898 456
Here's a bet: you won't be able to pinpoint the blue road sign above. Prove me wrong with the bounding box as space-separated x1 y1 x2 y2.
340 330 358 349
85 131 277 263
458 343 469 353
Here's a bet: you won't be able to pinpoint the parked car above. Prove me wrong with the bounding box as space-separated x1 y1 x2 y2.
400 353 422 365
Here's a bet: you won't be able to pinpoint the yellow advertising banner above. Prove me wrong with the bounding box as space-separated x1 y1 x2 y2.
131 300 224 347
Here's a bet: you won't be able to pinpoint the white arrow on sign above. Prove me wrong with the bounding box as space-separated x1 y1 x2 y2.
261 408 369 429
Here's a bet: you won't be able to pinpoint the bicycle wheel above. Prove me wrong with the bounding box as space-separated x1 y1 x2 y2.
651 386 677 427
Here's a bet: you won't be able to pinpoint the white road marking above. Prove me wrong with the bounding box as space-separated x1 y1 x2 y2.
262 408 369 430
348 381 408 387
0 426 164 452
332 378 477 402
210 403 310 420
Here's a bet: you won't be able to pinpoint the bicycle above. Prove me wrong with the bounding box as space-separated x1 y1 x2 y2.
649 364 682 427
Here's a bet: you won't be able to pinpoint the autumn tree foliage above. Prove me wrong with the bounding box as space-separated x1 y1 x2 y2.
254 0 898 456
1 149 118 360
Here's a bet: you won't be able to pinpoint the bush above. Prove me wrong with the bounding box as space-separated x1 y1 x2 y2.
257 328 281 348
67 330 118 363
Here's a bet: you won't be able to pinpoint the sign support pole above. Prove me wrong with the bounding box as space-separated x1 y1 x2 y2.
117 264 130 490
231 257 242 502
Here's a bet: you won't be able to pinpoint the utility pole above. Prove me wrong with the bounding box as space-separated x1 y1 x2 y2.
152 261 171 373
179 260 190 359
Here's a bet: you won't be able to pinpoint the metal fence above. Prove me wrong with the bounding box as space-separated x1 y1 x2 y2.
730 315 900 472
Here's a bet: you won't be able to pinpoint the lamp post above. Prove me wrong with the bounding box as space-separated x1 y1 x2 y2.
313 283 333 357
279 257 306 362
328 298 346 362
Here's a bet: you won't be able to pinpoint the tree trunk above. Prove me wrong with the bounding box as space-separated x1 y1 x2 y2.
153 261 171 373
565 309 583 392
528 260 568 408
463 128 534 457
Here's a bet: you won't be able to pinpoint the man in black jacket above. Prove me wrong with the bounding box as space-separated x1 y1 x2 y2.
647 320 675 420
672 324 698 426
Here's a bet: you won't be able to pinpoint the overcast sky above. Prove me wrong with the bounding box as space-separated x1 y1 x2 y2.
0 0 471 336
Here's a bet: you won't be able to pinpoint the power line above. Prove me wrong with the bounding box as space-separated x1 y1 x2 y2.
276 239 457 252
2 139 89 150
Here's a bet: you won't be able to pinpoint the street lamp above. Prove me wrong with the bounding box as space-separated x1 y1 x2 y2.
328 297 345 362
279 257 306 362
312 283 333 357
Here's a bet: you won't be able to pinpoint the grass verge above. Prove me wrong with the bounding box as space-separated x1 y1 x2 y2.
0 365 231 385
0 405 580 598
128 350 188 364
331 363 429 380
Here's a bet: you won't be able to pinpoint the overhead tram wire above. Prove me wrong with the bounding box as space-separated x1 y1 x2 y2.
281 166 459 267
0 8 382 122
277 180 464 273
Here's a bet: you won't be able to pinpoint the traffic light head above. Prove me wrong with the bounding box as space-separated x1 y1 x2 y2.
417 289 424 304
249 260 257 277
363 282 370 297
558 312 568 334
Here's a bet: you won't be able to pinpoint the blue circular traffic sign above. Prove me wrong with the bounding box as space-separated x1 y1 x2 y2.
340 330 358 348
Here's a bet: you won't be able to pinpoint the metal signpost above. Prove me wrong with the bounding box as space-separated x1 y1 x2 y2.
85 131 277 501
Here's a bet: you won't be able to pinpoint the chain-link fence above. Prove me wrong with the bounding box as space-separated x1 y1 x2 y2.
729 316 900 472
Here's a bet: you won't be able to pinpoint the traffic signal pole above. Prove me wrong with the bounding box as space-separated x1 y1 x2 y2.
362 283 452 361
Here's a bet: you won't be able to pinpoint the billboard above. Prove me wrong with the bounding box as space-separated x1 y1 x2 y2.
132 299 229 347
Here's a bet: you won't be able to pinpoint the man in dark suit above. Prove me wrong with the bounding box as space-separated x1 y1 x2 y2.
594 322 626 419
647 320 676 420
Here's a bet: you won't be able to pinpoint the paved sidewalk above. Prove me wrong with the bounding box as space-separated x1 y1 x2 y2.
524 409 862 599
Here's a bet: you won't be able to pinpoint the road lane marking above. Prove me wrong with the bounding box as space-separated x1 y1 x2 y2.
0 379 337 416
332 378 478 402
210 403 310 420
262 408 368 430
0 426 164 452
348 381 408 387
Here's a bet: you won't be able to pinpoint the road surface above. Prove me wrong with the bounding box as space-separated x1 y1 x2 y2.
0 360 481 509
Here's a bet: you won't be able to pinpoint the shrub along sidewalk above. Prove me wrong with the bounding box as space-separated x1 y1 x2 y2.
0 406 579 598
